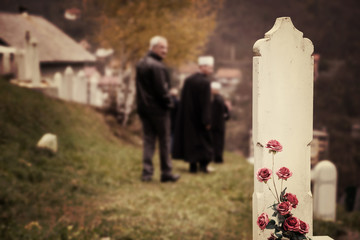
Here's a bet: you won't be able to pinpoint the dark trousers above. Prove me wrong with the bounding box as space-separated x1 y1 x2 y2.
189 157 211 173
140 112 172 177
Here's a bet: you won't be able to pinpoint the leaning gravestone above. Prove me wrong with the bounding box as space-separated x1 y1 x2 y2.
252 17 332 240
36 133 58 153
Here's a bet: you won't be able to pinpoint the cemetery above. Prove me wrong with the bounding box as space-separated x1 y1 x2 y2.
0 1 360 240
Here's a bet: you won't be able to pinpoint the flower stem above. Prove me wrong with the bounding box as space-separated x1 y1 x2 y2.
272 153 280 203
266 182 278 201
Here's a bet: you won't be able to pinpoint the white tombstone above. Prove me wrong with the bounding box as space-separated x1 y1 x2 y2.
63 66 74 101
22 32 41 86
30 38 41 87
89 74 103 107
24 32 33 81
252 17 332 240
312 160 337 221
74 70 88 104
36 133 58 153
53 72 64 99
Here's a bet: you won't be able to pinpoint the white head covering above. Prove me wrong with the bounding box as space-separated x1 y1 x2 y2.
198 56 214 66
211 81 221 90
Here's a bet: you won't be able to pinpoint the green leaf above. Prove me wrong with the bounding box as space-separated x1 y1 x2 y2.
272 211 278 217
266 220 276 229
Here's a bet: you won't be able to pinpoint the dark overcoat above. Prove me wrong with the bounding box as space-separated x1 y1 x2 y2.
135 51 172 117
211 94 230 162
172 73 213 162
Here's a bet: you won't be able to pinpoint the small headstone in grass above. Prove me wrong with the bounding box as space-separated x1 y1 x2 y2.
312 160 337 221
36 133 58 153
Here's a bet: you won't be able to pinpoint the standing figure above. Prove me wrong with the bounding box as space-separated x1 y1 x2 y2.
172 56 214 173
136 36 180 183
210 82 230 163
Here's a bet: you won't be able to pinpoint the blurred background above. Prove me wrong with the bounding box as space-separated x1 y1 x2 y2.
0 0 359 238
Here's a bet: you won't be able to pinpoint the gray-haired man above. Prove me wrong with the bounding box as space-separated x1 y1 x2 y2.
136 36 180 182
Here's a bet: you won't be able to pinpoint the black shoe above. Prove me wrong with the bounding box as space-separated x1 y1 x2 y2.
141 175 152 182
189 163 198 173
161 174 180 183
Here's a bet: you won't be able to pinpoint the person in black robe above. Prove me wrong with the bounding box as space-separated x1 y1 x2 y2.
210 82 230 163
172 56 214 173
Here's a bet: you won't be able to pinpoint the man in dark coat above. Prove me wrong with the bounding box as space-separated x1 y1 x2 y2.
136 36 180 183
172 56 214 173
210 82 230 163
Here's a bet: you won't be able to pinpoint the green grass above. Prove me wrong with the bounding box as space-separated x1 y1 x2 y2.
1 79 359 240
0 79 253 239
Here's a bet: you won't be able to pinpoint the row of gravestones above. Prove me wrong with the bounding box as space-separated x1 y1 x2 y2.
52 66 107 107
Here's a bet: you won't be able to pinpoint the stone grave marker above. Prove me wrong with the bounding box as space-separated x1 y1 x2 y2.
252 17 332 240
73 70 88 104
311 160 337 221
64 66 74 101
53 72 64 99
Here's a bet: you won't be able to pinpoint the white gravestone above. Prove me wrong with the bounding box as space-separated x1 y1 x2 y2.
36 133 58 153
64 66 74 101
252 17 332 240
89 74 103 107
73 70 88 104
30 38 41 87
23 33 41 86
312 160 337 221
24 32 33 81
53 72 63 99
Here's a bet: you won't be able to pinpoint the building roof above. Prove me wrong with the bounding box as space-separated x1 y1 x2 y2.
178 62 198 74
0 12 96 63
215 68 242 79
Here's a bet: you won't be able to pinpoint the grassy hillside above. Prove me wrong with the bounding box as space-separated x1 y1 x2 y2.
0 79 254 239
1 79 358 240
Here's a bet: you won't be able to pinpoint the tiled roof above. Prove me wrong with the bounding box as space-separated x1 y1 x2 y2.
0 12 96 63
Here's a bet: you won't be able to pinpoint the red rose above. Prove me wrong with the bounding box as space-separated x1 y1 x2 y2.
276 167 292 180
283 216 300 232
257 213 269 230
266 139 283 152
256 168 272 183
299 220 309 234
284 193 298 208
276 201 292 215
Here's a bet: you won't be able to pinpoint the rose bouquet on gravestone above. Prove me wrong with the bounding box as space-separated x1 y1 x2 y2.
256 140 312 240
